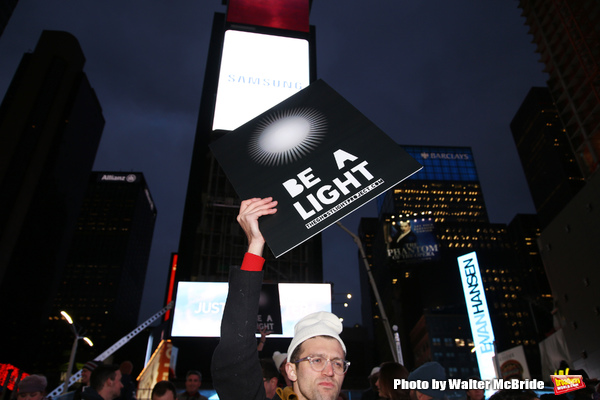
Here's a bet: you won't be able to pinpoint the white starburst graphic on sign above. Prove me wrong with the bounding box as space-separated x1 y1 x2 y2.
248 108 327 166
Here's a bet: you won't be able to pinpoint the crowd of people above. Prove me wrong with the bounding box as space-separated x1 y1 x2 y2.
8 198 598 400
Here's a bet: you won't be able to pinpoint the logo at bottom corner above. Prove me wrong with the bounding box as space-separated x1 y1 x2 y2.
551 375 586 395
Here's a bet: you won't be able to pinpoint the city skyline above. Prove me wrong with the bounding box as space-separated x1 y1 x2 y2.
0 1 547 327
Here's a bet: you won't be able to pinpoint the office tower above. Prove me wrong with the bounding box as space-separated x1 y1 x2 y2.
40 172 157 380
363 145 544 377
0 0 18 38
519 1 600 378
0 30 104 373
177 0 320 287
511 87 584 228
518 1 600 178
170 1 320 380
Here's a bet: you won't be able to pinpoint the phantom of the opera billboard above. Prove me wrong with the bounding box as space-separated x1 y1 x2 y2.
384 216 440 263
210 80 423 257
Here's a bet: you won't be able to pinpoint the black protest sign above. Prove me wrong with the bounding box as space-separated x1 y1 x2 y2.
210 79 422 257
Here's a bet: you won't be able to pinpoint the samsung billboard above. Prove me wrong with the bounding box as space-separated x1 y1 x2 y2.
212 30 310 131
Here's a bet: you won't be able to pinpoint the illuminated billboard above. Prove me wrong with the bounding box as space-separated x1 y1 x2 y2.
171 281 331 338
212 30 310 131
384 216 440 263
457 251 496 380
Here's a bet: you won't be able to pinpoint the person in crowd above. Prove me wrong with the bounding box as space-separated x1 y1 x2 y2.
115 361 136 400
176 371 207 400
407 362 446 400
489 389 538 400
16 375 48 400
272 352 292 388
376 362 409 400
464 377 484 400
74 361 102 400
261 359 280 400
151 381 177 400
211 197 349 400
257 326 272 352
82 364 123 400
360 367 382 400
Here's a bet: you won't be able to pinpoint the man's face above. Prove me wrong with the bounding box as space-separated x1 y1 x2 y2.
185 374 201 394
286 337 345 400
109 371 124 400
263 377 279 399
81 369 92 385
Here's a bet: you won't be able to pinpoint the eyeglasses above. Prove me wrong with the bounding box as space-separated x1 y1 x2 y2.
293 356 350 375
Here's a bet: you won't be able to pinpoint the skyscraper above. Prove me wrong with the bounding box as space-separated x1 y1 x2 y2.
518 0 600 178
0 0 18 38
177 1 321 287
519 0 600 378
0 30 104 373
510 87 584 228
41 172 157 379
170 1 321 380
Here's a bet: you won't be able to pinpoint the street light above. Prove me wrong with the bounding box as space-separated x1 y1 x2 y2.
61 311 93 394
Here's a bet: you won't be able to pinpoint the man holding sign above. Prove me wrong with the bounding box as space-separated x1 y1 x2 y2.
211 197 349 400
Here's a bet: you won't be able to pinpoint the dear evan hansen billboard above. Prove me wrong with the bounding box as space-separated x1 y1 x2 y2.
210 80 422 257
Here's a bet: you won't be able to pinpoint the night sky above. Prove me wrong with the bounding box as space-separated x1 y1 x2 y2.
0 1 547 327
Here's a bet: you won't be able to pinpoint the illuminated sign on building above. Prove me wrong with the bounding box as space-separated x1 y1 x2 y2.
384 217 440 263
403 146 479 182
457 251 496 380
212 30 310 131
171 281 331 338
98 173 138 183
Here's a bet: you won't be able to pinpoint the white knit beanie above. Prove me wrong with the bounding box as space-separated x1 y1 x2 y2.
287 311 346 361
272 351 288 369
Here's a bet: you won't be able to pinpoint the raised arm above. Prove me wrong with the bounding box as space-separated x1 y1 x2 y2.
211 198 277 400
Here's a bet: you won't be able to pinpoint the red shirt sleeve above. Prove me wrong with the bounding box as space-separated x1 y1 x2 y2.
240 252 265 271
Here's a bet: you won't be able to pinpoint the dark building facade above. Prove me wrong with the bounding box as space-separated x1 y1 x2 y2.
518 0 600 179
0 30 104 374
362 145 547 378
517 0 600 379
510 87 584 228
0 0 18 38
40 172 157 381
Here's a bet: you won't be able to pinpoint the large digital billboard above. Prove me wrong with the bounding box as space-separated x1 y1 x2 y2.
384 216 440 263
171 281 331 338
212 30 310 131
